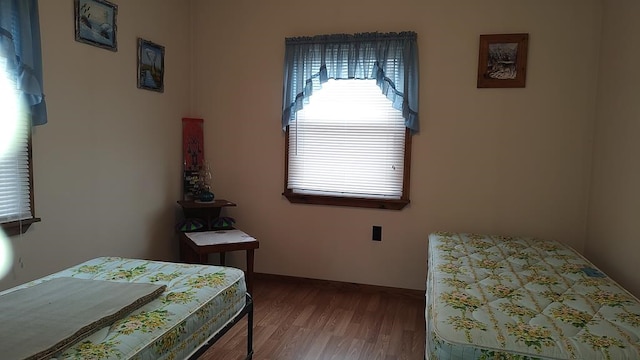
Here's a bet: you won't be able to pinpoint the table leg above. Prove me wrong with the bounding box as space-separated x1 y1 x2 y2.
246 249 255 294
179 238 187 262
180 237 199 264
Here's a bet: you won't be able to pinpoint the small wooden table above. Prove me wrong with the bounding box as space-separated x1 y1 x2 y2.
179 229 259 294
177 199 236 230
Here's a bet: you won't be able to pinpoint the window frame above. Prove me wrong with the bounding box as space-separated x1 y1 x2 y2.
1 129 40 236
283 126 412 210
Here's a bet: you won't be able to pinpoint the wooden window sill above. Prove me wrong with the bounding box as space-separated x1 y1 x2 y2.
283 192 409 210
1 218 41 236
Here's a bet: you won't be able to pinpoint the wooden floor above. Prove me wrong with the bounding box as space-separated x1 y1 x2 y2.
200 274 425 360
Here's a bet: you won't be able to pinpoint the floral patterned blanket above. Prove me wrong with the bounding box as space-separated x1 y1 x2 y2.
426 232 640 360
0 257 246 360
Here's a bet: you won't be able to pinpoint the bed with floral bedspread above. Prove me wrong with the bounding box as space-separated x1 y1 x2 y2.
426 232 640 360
0 256 251 360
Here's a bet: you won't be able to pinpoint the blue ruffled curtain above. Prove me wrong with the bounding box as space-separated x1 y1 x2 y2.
0 0 47 126
282 31 419 133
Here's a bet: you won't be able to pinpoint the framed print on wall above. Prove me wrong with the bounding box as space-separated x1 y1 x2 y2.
477 33 529 88
137 38 165 93
74 0 118 51
182 118 204 200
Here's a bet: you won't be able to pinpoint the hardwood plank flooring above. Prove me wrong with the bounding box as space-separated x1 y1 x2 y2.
200 274 425 360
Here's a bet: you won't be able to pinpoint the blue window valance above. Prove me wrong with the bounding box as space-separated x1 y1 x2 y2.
282 31 419 133
0 0 47 126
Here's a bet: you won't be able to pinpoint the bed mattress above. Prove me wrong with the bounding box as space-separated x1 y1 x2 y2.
426 232 640 360
1 256 246 360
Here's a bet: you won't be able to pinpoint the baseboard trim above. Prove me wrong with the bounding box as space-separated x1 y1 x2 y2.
254 272 424 300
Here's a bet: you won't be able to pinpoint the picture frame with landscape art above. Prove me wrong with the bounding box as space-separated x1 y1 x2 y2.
477 33 528 88
137 38 165 93
74 0 117 51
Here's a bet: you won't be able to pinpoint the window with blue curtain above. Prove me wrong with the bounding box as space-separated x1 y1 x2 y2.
281 32 419 209
0 0 46 234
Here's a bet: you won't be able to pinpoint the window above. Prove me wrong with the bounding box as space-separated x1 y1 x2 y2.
0 0 46 235
0 61 30 213
0 47 38 236
281 32 419 210
287 79 410 209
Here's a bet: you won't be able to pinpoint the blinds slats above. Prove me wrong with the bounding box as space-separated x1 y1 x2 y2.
0 79 32 222
288 79 406 199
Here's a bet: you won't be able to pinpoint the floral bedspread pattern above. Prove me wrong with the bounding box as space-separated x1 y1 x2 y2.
2 257 246 360
426 232 640 360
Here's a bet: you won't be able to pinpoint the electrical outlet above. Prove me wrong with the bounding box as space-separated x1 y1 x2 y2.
372 226 382 241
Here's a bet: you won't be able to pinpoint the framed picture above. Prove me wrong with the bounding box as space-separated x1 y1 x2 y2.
182 118 204 172
182 118 204 200
74 0 118 51
137 38 165 93
477 33 529 88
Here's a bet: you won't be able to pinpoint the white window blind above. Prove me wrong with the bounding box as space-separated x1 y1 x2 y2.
288 79 406 199
0 56 31 223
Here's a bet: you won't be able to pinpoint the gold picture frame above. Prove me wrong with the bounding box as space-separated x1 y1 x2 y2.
477 33 529 88
137 38 165 93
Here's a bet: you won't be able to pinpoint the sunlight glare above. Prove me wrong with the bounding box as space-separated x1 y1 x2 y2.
0 231 12 280
0 58 20 157
303 79 388 122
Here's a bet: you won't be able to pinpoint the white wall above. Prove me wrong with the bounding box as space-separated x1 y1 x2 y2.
191 0 602 290
3 0 623 294
587 0 640 297
0 0 191 290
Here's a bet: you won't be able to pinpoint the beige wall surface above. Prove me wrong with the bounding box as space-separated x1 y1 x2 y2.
2 0 619 293
0 0 190 290
587 0 640 297
191 0 602 290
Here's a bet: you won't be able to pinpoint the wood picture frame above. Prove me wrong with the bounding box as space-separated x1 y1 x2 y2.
74 0 118 51
477 33 528 88
137 38 165 92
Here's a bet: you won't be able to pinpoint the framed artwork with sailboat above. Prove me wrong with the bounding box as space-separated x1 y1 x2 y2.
137 38 165 93
74 0 118 51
